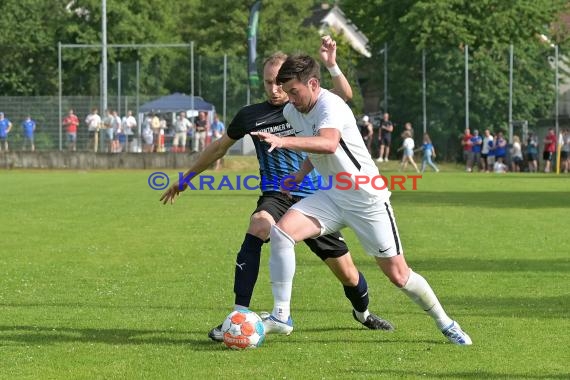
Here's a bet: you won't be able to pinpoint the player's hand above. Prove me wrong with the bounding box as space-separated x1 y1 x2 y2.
319 35 337 68
251 131 283 152
160 182 187 205
281 171 304 198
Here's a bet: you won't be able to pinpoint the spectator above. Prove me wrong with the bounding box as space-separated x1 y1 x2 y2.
401 122 414 139
543 128 556 173
481 129 494 173
526 132 539 173
470 129 483 172
562 129 570 174
494 131 507 164
0 112 13 152
420 133 440 173
21 114 36 152
193 111 209 152
359 115 373 154
102 109 114 153
376 112 393 162
461 128 473 171
173 111 192 153
493 160 508 173
154 116 168 153
398 130 420 172
211 113 225 169
122 110 137 152
510 135 523 172
85 108 102 152
111 110 123 152
142 122 154 153
63 109 79 152
150 114 160 152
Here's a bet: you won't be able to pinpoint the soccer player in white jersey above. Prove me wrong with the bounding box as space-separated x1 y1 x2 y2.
253 54 472 345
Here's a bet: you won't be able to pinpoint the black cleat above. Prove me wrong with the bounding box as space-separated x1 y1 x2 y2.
352 310 395 331
208 324 223 342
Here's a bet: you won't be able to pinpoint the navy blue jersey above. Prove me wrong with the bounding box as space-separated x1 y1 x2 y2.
227 101 320 197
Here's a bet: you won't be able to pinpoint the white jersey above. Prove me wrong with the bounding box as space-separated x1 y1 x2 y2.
283 89 391 206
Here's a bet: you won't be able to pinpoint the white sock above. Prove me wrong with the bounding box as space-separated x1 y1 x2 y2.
401 269 453 330
269 225 296 323
353 310 370 323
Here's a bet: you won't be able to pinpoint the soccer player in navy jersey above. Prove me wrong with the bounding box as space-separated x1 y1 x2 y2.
253 53 472 345
160 36 393 341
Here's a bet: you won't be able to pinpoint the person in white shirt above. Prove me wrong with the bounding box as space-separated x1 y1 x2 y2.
122 110 137 152
253 54 472 345
398 130 419 172
172 111 192 153
85 108 102 152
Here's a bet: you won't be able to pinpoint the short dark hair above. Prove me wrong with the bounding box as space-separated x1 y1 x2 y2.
276 54 320 85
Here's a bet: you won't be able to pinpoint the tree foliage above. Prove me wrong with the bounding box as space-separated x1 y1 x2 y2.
342 0 570 141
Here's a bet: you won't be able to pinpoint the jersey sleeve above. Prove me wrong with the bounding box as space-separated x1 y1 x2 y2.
227 107 247 140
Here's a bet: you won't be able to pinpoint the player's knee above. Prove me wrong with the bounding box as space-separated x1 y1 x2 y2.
386 268 410 288
248 211 274 239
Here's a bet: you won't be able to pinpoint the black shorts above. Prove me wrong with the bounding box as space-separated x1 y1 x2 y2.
543 151 553 161
381 133 392 146
562 151 569 160
254 192 348 260
527 152 538 161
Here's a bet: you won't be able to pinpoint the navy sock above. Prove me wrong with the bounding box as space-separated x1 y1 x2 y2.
343 272 370 312
233 233 264 307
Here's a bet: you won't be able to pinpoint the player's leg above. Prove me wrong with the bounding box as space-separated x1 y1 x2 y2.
264 192 343 332
349 200 472 345
208 193 291 341
304 233 394 331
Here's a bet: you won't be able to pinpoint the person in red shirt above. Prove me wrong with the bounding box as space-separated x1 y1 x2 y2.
461 128 473 172
63 109 79 152
543 128 556 173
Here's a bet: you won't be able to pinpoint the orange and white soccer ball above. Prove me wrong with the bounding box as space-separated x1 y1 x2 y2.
221 309 265 349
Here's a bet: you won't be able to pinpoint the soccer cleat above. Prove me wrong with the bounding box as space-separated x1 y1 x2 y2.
442 321 472 346
208 324 223 342
261 314 294 335
352 310 395 331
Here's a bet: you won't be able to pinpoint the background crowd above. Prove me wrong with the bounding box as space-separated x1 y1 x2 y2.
357 112 570 174
0 109 224 155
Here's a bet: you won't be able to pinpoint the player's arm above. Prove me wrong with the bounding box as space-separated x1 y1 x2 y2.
253 127 340 155
320 35 352 101
7 122 13 133
160 133 236 205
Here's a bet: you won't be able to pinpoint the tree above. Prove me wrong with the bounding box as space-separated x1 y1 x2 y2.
342 0 570 157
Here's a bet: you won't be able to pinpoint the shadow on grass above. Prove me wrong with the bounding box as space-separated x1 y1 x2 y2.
409 257 570 273
0 325 222 350
352 369 570 379
442 294 569 319
393 191 570 209
302 257 570 273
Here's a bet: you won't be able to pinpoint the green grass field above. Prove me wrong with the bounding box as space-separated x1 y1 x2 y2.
1 159 569 379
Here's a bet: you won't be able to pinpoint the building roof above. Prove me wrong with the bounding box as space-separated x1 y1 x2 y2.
305 4 371 58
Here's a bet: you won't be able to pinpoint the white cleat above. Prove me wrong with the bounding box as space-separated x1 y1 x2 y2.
442 321 472 345
261 313 294 335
